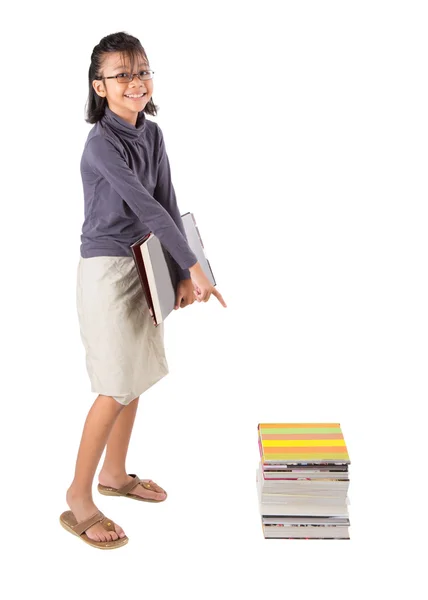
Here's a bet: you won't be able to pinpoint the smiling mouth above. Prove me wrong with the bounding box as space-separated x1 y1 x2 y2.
124 93 147 98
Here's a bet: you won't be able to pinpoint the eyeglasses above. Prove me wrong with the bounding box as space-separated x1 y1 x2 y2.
99 70 155 83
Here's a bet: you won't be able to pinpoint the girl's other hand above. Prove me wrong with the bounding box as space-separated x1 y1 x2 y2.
189 262 227 307
175 279 196 309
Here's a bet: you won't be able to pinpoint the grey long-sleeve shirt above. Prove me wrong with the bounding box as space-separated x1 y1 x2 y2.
79 105 197 279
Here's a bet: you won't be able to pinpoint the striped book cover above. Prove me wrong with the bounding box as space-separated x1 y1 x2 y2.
258 423 350 464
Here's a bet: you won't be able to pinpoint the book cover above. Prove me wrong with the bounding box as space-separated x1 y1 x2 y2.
258 423 350 464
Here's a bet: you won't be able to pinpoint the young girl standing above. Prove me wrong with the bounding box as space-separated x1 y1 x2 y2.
60 31 226 550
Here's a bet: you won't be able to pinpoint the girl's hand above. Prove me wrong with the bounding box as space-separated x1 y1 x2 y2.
174 279 196 309
189 262 227 307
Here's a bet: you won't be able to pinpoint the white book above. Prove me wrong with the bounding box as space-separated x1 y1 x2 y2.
262 525 350 539
131 212 215 326
256 466 350 517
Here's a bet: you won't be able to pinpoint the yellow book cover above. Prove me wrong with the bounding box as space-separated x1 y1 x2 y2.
258 423 350 463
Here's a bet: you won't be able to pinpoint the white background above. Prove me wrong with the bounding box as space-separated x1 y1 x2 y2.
2 0 427 597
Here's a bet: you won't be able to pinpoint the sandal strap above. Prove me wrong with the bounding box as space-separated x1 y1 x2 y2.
73 510 105 536
140 481 154 491
99 517 116 532
117 474 141 496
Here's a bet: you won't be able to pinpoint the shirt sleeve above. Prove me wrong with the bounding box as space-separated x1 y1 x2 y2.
85 135 198 271
153 125 191 281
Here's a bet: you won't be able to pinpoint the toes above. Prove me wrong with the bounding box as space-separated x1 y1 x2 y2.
86 525 101 542
148 490 166 500
84 521 124 543
140 487 165 498
115 525 126 539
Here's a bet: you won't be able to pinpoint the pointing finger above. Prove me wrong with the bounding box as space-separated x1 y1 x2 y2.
212 289 227 307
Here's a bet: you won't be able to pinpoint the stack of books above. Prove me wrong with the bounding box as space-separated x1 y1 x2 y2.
257 423 351 539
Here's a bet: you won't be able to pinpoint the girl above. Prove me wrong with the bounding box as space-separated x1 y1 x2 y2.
60 31 226 550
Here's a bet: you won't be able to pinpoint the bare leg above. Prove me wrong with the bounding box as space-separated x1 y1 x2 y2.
98 396 167 501
66 394 127 542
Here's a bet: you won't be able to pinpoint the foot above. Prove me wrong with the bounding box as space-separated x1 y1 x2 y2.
66 487 126 542
98 471 167 501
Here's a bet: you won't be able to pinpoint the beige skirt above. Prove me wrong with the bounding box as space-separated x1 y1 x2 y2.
76 256 169 405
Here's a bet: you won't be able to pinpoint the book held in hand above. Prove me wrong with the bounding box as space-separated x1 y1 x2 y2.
130 212 215 327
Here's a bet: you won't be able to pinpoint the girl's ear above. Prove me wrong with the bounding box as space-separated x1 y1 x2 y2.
92 80 106 98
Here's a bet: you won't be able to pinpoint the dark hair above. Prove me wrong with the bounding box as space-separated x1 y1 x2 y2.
84 31 159 124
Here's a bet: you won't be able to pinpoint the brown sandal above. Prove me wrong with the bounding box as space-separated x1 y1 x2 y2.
97 473 167 503
59 510 128 549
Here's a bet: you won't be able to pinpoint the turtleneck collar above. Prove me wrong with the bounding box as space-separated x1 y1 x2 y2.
102 105 146 141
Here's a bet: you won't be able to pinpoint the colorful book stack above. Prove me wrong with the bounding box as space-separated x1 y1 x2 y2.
257 423 351 539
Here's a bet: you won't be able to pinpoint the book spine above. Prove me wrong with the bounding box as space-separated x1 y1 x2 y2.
131 238 158 327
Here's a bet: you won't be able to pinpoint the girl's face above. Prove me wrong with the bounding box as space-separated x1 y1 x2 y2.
93 51 154 125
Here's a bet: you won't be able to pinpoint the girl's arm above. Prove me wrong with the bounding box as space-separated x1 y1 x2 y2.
153 125 191 281
85 135 198 271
